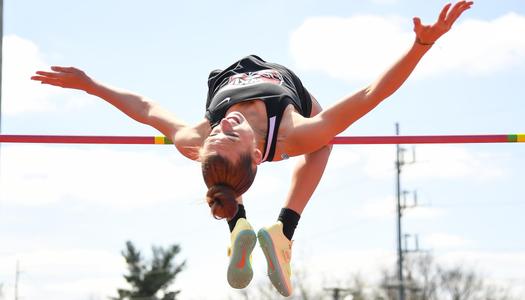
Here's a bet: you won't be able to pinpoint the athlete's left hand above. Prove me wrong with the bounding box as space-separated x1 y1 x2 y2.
413 1 473 45
31 66 95 92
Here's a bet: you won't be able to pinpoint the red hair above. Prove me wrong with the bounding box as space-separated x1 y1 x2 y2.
201 152 257 219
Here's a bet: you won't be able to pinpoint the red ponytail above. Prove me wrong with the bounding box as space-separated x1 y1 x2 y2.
201 152 257 219
206 184 238 219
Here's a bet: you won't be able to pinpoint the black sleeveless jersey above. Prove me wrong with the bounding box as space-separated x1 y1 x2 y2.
205 55 312 162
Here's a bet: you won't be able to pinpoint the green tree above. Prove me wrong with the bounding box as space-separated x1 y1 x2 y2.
113 241 186 300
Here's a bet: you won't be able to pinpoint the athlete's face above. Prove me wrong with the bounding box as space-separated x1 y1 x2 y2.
203 111 262 165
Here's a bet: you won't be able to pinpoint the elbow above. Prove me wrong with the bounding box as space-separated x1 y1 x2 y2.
363 82 397 105
136 98 156 125
363 85 381 104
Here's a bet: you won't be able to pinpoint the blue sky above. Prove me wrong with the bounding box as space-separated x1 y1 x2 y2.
1 0 524 299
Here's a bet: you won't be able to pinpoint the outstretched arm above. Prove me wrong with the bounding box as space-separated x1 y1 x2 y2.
31 67 188 139
31 67 205 159
288 1 473 154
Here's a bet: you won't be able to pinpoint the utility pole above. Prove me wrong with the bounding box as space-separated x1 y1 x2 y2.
0 0 3 132
394 123 420 300
14 261 20 300
324 287 354 300
395 123 406 300
0 0 4 195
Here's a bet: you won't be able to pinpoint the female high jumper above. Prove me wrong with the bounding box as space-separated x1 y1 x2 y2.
31 1 473 296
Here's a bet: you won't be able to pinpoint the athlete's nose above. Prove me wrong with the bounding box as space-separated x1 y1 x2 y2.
219 118 234 133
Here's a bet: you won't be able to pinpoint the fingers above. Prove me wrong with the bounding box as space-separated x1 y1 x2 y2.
31 67 69 84
33 71 64 78
438 3 452 23
30 76 66 88
413 17 422 27
31 66 83 82
416 1 472 33
31 66 80 78
31 65 89 91
51 66 79 73
412 17 423 34
444 1 473 26
412 1 473 45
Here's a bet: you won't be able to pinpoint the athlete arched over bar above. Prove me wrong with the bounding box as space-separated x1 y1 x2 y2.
31 1 472 296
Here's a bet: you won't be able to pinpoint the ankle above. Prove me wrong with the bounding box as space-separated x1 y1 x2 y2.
227 204 246 232
277 208 301 240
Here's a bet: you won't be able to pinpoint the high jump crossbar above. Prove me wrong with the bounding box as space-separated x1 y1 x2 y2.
0 134 523 145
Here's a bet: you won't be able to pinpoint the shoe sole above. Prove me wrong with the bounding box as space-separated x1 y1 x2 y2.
257 228 292 297
227 229 256 289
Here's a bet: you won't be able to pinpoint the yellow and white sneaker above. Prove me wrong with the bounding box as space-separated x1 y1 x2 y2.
227 218 256 289
257 221 293 297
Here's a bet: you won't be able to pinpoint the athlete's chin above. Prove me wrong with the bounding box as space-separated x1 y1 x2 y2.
225 111 246 125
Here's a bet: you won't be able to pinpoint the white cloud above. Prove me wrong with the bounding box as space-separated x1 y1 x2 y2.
327 146 362 170
425 233 472 249
358 145 506 181
44 277 124 299
438 251 525 282
357 196 396 218
0 145 203 208
290 15 410 82
0 248 123 276
401 145 506 181
359 146 395 179
2 35 91 115
404 205 445 219
356 195 444 220
290 13 525 82
420 13 525 77
0 248 124 300
0 143 504 211
304 248 396 284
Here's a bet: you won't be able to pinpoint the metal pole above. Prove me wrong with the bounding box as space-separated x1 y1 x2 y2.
324 287 354 300
395 123 405 300
14 261 19 300
0 0 4 204
0 0 3 133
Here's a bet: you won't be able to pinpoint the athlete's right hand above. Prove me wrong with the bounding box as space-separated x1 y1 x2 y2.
31 66 95 92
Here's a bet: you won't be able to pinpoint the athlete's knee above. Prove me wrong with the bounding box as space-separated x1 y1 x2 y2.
319 144 333 157
324 144 333 153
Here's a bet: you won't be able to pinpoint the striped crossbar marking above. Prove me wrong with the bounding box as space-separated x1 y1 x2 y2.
154 136 173 144
0 134 523 145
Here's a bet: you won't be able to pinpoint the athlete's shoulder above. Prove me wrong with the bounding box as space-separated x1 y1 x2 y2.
173 119 210 161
